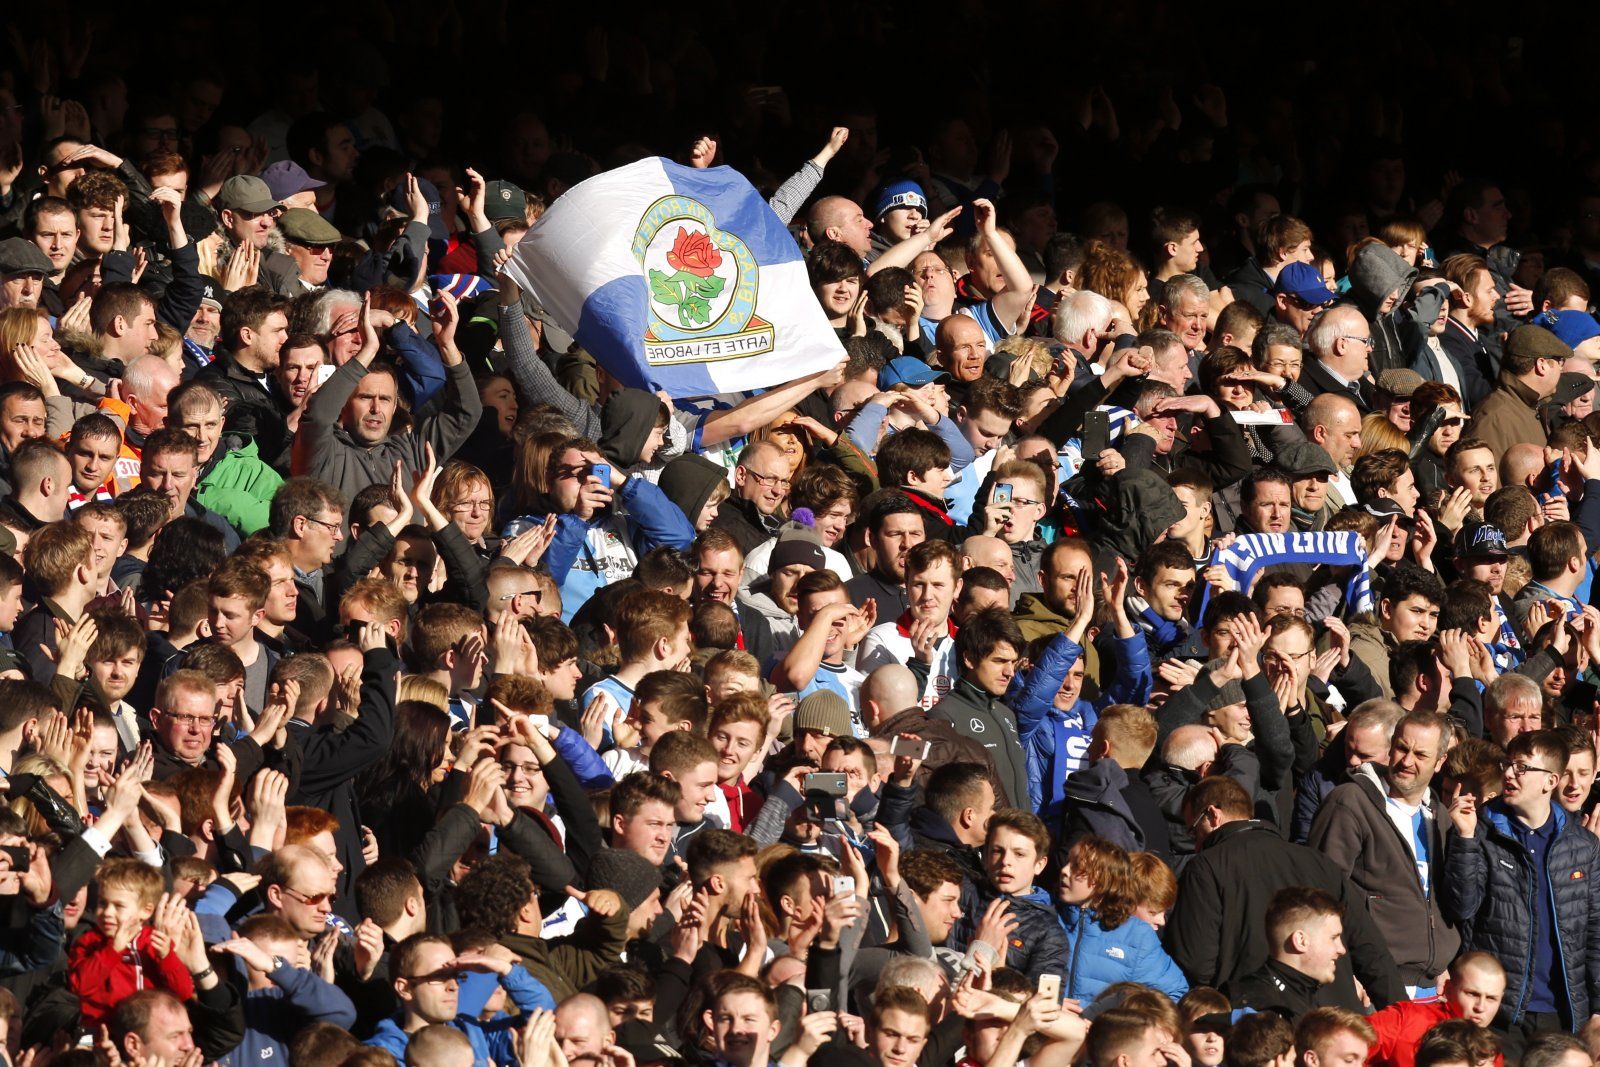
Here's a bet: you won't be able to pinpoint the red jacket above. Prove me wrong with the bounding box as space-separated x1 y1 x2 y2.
68 926 196 1030
1367 999 1502 1067
717 779 758 834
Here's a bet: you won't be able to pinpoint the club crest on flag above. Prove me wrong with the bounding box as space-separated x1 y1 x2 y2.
634 196 773 366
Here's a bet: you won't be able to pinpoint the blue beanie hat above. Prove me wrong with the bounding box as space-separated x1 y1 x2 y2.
1538 309 1600 352
873 180 928 221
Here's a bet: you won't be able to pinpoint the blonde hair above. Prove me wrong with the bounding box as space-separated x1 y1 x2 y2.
96 857 164 908
1357 413 1409 458
397 674 449 712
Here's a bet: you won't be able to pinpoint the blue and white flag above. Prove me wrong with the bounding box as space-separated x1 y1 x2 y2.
1199 531 1375 616
504 158 845 397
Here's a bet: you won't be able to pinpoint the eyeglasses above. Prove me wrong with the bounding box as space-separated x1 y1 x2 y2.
500 760 544 777
163 711 216 729
1508 762 1559 779
282 887 337 907
451 500 493 514
1338 335 1376 348
743 470 792 490
496 588 541 603
304 516 343 537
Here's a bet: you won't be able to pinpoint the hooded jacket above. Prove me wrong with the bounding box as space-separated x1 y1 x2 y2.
196 435 283 537
1010 632 1151 821
658 454 729 532
1305 764 1461 986
1440 800 1600 1029
599 388 667 470
498 905 631 1004
1346 243 1446 377
1167 819 1406 1012
1057 903 1189 1003
1088 470 1188 562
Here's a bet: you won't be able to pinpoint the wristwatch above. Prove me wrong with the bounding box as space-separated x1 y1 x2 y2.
271 956 287 972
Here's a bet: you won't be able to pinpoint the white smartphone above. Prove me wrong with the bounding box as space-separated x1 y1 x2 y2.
890 736 932 760
1038 973 1062 1000
832 875 856 898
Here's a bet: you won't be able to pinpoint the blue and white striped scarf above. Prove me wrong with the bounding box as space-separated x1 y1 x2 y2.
1199 531 1375 617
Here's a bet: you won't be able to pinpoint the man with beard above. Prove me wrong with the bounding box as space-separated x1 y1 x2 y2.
846 493 927 616
1307 711 1460 998
692 530 774 667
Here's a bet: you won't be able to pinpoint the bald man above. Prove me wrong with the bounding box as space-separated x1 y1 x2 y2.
554 994 614 1067
1303 392 1363 510
1303 306 1375 413
123 354 180 443
863 662 995 781
1500 442 1545 490
806 196 873 258
961 534 1016 584
1145 724 1223 856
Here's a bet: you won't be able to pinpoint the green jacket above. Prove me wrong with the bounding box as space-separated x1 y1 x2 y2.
196 436 283 537
498 903 631 1003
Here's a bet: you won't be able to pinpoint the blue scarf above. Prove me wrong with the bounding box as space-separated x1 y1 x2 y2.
1199 531 1375 617
1139 607 1184 653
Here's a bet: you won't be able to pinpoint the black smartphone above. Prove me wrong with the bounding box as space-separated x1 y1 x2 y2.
1082 410 1111 461
1 847 29 873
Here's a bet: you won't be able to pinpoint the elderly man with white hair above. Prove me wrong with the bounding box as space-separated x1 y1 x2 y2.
1301 305 1377 412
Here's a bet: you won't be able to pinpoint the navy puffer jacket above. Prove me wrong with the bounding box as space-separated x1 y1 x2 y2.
1440 802 1600 1029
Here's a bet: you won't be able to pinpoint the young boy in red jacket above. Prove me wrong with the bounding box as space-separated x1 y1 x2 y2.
69 858 195 1030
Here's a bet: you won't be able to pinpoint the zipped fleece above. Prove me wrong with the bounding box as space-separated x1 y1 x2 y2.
1305 764 1460 985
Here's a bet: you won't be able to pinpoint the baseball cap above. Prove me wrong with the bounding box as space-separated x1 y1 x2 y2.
214 175 282 215
873 180 928 221
278 208 341 247
1275 441 1336 479
0 238 52 277
483 179 528 223
1455 520 1509 560
1272 262 1337 307
1376 368 1425 399
259 160 326 202
1362 498 1414 526
388 176 449 242
879 356 949 389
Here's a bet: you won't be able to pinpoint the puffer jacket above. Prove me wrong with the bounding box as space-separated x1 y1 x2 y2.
1058 903 1188 1002
1305 764 1461 986
1440 801 1600 1029
949 885 1070 984
1010 632 1151 822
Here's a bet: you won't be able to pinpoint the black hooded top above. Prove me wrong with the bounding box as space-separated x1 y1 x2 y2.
657 453 728 528
599 388 666 467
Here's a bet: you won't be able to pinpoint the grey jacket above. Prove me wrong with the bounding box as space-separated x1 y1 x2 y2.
293 355 483 502
1306 764 1460 985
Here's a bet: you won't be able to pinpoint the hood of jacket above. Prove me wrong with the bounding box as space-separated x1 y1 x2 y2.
599 388 666 467
1013 592 1070 628
1097 469 1184 560
1347 242 1419 317
1061 757 1130 806
658 453 728 527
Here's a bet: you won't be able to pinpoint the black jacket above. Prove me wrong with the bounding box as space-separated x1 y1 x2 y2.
1226 958 1325 1021
199 353 295 468
930 678 1029 810
1440 801 1600 1028
1167 819 1405 1012
285 646 399 915
1301 359 1374 414
845 569 908 616
710 495 780 557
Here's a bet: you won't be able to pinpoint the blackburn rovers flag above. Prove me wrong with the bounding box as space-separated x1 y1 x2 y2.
503 158 846 397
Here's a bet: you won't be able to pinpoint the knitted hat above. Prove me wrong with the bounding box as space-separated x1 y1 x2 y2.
794 690 852 738
586 848 662 910
1538 309 1600 353
1202 660 1246 711
769 508 827 573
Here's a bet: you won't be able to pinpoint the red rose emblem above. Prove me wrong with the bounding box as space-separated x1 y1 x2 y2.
666 227 723 278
